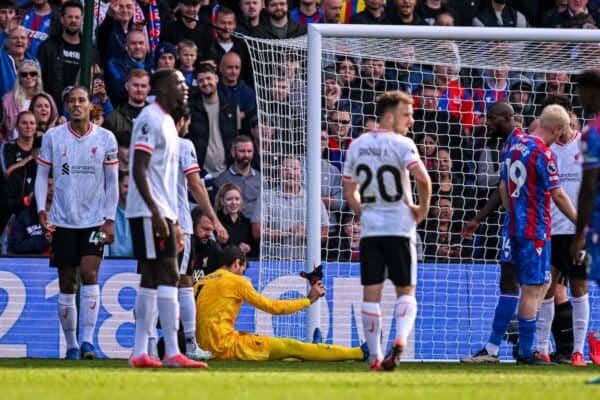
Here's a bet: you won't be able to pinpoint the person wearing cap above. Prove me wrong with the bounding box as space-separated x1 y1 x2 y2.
161 0 211 57
106 29 150 107
508 74 535 126
153 41 176 71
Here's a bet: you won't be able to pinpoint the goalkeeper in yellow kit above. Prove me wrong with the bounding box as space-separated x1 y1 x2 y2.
194 245 368 361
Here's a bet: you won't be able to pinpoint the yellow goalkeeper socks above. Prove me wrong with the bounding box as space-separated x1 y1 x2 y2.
268 338 364 361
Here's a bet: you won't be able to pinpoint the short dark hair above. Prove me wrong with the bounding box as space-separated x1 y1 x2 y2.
576 69 600 90
216 6 236 18
191 206 209 226
118 169 128 183
150 69 176 93
540 94 572 113
0 0 17 10
220 245 247 268
172 104 191 123
61 0 83 15
194 62 217 76
375 91 413 119
66 85 91 102
233 134 253 147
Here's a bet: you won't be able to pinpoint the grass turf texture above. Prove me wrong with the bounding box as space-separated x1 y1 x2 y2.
1 359 599 400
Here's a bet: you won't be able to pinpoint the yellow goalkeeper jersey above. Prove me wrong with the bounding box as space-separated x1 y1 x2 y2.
194 268 311 360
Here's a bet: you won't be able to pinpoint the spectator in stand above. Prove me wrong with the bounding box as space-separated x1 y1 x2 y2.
37 1 92 111
18 0 61 57
215 135 261 224
543 0 596 27
533 71 578 116
319 126 344 258
106 29 150 107
418 0 455 26
335 57 359 100
161 0 211 55
0 25 33 98
433 63 475 135
0 110 37 234
432 146 472 220
190 63 240 178
445 0 481 26
2 60 47 137
177 39 198 87
215 183 257 257
435 11 455 26
104 68 150 147
218 52 256 132
349 0 385 24
154 42 176 71
290 0 323 25
236 0 263 36
382 0 425 25
337 213 361 262
205 6 254 86
90 103 105 126
508 74 535 126
87 64 113 118
97 0 135 67
8 176 52 255
107 170 133 257
351 58 401 104
190 207 223 281
255 0 307 39
28 92 58 136
472 0 528 27
423 196 465 260
324 108 352 172
261 156 329 260
415 132 438 171
473 68 510 121
321 0 343 23
0 0 17 47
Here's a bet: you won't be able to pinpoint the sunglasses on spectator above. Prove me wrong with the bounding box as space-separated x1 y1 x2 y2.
330 119 351 125
19 71 38 78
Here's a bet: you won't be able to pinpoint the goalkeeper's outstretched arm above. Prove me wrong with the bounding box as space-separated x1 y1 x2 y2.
237 277 324 315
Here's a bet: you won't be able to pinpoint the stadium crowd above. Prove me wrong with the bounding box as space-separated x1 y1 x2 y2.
0 0 598 266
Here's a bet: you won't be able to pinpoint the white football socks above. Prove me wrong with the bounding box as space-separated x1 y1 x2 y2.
572 294 590 354
394 295 417 344
133 287 156 357
536 297 555 356
179 287 198 353
157 285 180 358
58 293 78 350
80 284 100 345
362 302 383 361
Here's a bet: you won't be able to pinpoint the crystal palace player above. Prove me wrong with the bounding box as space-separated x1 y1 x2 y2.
571 69 600 367
499 104 577 365
35 86 119 360
461 102 524 363
127 69 206 368
343 91 432 371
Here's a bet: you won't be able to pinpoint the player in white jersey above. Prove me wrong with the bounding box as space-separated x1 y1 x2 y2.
342 91 432 371
126 69 206 369
535 110 588 366
34 86 119 361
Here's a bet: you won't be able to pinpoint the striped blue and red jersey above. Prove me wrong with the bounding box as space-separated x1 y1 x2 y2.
500 127 526 163
290 7 324 26
501 135 561 240
581 115 600 232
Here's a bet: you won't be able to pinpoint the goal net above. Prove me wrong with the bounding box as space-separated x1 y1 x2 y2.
240 26 600 361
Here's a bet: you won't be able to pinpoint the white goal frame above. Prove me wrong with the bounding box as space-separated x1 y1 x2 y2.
305 24 600 342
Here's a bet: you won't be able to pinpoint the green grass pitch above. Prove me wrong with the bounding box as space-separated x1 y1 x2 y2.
1 359 599 400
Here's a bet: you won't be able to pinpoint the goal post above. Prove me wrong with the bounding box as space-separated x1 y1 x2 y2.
242 25 600 358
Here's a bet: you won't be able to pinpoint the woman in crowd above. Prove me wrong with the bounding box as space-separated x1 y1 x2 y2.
1 60 47 140
215 183 256 257
0 111 38 235
28 93 59 136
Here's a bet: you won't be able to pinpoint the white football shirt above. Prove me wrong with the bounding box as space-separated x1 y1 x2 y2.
126 103 179 221
550 131 582 235
343 130 421 239
37 123 118 228
178 138 201 234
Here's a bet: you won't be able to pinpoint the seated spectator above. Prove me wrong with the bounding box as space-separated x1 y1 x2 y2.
290 0 323 25
215 135 261 222
0 110 37 234
0 1 17 48
86 64 113 117
435 10 456 26
351 58 401 105
190 63 240 177
431 147 472 220
153 41 176 71
335 57 359 100
349 0 385 24
261 156 329 260
433 63 475 135
90 103 104 126
533 71 578 116
2 60 46 138
320 0 343 23
324 108 352 172
319 126 344 254
177 39 198 86
508 74 535 126
161 0 211 56
472 0 528 27
107 170 133 257
18 0 61 57
543 0 595 27
215 183 257 257
8 177 52 255
254 0 307 39
423 197 466 260
191 206 223 281
106 29 150 106
382 0 425 25
217 52 256 130
0 25 32 98
415 132 438 170
28 92 58 136
103 68 150 146
418 0 456 25
340 213 360 262
473 68 510 118
236 0 262 36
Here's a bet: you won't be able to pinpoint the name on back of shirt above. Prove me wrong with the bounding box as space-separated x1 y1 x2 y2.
358 147 388 157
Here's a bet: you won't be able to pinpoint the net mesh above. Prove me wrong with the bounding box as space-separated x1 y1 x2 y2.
241 32 600 360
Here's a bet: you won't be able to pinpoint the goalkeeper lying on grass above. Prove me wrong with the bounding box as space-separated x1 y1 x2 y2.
194 245 368 361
